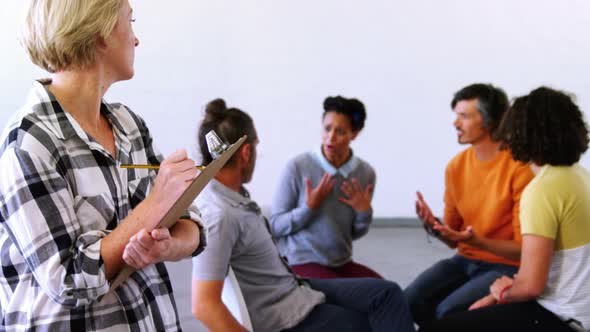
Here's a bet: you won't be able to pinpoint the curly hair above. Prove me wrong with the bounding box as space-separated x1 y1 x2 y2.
498 87 589 166
451 83 509 140
197 98 257 165
323 96 366 131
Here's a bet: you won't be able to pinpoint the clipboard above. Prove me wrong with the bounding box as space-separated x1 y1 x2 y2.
109 135 247 292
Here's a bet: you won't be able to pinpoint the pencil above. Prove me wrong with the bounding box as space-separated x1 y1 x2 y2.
120 164 206 170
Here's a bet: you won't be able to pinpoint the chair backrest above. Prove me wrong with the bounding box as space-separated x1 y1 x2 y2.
221 267 253 331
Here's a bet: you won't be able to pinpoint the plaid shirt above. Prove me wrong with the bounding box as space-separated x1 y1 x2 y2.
0 80 204 331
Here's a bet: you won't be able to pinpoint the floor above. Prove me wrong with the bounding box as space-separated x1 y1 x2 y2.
166 226 454 331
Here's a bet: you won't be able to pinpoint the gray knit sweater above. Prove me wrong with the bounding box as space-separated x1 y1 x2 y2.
269 150 376 267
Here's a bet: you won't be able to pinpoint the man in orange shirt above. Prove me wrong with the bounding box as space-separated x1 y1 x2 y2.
404 84 534 327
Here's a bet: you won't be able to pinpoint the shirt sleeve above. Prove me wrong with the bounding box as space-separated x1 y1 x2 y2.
443 163 464 230
0 148 109 308
510 163 535 243
185 203 207 257
191 211 239 280
269 159 316 237
352 167 376 239
520 181 558 240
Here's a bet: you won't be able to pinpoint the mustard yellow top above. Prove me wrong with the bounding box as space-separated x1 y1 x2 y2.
520 164 590 327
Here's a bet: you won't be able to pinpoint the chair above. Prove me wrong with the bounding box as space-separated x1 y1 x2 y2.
221 267 253 331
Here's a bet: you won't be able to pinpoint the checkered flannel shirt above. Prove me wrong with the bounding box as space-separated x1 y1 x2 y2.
0 80 205 331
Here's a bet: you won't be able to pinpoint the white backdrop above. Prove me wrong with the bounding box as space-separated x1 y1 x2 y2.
1 0 589 217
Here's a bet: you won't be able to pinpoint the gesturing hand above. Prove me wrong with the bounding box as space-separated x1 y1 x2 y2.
122 228 175 270
305 173 335 209
415 191 437 226
339 178 373 212
432 223 474 242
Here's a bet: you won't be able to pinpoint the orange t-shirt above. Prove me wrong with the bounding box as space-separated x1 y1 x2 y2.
443 147 534 266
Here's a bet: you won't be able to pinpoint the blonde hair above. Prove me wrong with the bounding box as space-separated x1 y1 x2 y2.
21 0 122 73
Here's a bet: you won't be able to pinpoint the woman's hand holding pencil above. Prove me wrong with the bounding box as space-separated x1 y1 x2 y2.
121 164 206 170
143 149 200 224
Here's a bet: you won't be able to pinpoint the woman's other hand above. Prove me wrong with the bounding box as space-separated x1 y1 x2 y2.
305 173 336 209
122 228 177 269
339 178 373 212
469 294 497 310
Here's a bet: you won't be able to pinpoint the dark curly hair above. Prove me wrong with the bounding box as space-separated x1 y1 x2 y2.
323 96 366 131
498 87 589 166
451 83 509 139
197 98 257 165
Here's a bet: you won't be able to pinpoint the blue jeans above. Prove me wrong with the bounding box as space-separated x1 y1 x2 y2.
404 255 517 326
283 278 415 332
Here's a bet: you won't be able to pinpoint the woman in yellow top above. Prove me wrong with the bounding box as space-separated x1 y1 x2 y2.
420 87 590 332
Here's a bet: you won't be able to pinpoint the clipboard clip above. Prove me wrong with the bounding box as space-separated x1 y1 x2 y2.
206 130 230 160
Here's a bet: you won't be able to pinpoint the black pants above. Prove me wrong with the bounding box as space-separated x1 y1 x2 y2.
418 301 578 332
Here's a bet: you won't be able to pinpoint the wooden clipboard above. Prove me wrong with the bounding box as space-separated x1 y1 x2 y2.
108 135 247 292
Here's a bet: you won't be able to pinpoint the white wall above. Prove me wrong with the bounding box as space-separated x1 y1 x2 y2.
1 0 590 217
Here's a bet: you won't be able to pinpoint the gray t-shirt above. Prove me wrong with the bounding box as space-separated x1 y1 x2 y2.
192 179 325 332
269 150 376 266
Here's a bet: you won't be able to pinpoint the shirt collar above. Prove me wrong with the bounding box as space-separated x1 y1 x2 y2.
26 79 134 160
312 146 360 178
208 179 262 214
27 79 131 141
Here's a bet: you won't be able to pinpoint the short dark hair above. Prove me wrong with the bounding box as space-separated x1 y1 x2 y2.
197 98 257 165
499 87 589 166
323 96 366 131
451 83 509 139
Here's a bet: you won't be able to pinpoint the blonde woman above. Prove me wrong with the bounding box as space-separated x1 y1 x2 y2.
0 0 204 330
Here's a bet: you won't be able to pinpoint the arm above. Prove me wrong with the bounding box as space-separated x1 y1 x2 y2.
493 177 557 303
101 149 199 279
120 194 206 271
164 218 201 258
191 209 245 330
1 146 198 308
114 115 206 268
185 203 208 257
192 279 249 332
491 235 554 303
445 164 533 261
0 148 113 307
462 234 521 261
269 160 317 237
432 220 521 260
340 170 376 239
122 219 201 270
468 234 553 309
352 208 373 240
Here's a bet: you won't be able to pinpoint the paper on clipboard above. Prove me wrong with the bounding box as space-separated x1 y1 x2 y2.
109 135 247 292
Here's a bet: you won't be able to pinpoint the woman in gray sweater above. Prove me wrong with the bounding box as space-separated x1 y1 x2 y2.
270 96 382 279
